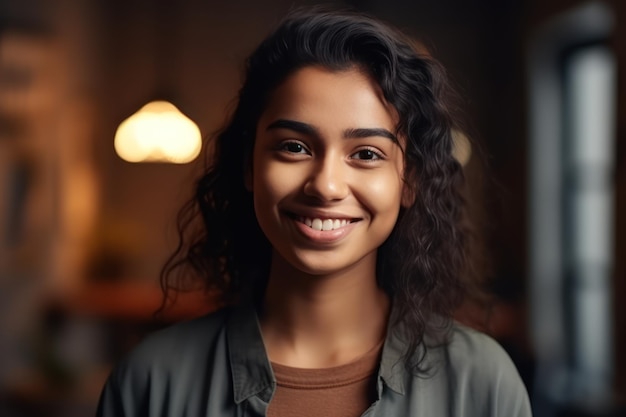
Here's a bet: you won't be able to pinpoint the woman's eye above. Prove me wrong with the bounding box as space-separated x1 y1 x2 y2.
279 141 308 154
352 149 382 161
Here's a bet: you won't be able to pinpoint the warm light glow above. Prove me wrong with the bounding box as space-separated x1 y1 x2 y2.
114 101 202 163
452 129 472 166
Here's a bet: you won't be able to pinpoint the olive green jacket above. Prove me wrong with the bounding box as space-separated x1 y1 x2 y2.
97 306 532 416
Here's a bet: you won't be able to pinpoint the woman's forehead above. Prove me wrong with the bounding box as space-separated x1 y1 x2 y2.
258 66 399 134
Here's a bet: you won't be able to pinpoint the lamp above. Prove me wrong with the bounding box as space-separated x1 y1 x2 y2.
114 100 201 163
114 2 201 164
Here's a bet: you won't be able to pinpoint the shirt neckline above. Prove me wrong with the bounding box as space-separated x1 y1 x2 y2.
226 304 411 403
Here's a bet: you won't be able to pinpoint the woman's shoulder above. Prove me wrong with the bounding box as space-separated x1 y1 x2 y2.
444 322 518 373
97 308 237 416
434 322 522 386
113 307 232 376
139 307 229 348
384 323 532 417
436 322 532 415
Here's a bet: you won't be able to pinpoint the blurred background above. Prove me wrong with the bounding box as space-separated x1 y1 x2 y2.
0 0 624 416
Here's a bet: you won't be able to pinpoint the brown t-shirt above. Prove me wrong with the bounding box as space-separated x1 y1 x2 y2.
267 340 384 417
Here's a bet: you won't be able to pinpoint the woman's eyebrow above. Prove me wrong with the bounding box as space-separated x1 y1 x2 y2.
266 119 318 136
266 119 398 143
343 127 398 142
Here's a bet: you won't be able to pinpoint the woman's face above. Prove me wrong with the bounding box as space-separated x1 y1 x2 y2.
250 66 409 277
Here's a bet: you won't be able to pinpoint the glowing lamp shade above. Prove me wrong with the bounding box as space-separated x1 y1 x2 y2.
114 100 202 163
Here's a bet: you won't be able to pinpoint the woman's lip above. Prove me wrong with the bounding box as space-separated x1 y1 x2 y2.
286 214 359 244
285 210 360 222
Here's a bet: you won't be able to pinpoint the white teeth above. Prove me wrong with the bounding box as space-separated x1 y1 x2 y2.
301 217 351 231
311 218 323 231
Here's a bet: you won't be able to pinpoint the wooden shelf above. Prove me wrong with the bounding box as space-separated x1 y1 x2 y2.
56 281 219 323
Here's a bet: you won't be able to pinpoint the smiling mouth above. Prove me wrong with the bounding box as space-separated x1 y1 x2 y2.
287 213 360 231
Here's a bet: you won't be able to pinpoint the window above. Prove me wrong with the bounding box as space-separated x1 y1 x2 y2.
528 2 616 414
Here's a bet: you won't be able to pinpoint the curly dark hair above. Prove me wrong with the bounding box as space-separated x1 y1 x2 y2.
161 7 475 372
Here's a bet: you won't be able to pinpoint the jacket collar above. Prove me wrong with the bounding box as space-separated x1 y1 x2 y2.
227 305 275 404
378 306 410 396
226 303 412 403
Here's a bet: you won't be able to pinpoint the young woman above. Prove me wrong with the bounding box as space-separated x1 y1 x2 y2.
97 8 532 417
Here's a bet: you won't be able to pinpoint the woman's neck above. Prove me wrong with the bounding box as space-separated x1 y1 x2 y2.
259 253 390 368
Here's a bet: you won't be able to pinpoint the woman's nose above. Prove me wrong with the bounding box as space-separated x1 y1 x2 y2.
303 155 349 201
